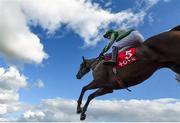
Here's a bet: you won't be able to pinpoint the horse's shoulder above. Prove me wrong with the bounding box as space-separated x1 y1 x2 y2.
95 60 113 70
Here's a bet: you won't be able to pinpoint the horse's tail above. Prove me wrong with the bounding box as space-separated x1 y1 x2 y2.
170 25 180 31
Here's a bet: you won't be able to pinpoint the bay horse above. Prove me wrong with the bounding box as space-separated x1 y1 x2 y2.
76 25 180 120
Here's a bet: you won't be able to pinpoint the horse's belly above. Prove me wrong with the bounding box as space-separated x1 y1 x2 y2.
118 62 158 87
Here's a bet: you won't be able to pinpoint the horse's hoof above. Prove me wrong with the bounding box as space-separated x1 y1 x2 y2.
76 107 82 114
80 113 86 121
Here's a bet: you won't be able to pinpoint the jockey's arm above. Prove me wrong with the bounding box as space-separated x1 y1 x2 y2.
100 28 134 56
101 33 117 54
102 39 114 53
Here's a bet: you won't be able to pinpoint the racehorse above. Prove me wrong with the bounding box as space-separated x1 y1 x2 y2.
76 25 180 120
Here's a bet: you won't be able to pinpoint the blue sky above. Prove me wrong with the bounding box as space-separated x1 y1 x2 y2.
1 0 180 121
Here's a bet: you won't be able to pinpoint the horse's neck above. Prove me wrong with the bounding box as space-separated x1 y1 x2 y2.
88 58 99 70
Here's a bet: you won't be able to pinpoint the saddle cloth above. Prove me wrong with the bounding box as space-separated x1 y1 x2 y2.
104 48 137 68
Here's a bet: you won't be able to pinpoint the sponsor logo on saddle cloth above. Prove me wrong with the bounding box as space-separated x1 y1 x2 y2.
117 48 136 68
104 48 136 68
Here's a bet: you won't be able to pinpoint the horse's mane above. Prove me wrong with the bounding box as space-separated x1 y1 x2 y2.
170 25 180 31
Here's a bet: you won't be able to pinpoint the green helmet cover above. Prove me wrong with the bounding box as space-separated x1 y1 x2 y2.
103 29 116 38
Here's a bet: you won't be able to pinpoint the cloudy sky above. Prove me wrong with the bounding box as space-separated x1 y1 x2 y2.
0 0 180 122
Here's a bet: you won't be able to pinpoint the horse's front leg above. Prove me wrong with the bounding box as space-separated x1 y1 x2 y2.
77 80 98 114
80 87 113 121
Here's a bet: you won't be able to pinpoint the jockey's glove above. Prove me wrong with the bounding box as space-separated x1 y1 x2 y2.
99 55 104 61
98 52 104 60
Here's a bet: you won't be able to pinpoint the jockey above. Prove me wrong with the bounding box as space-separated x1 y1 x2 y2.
100 28 144 65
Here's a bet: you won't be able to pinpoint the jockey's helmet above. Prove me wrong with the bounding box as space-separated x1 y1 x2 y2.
103 29 116 39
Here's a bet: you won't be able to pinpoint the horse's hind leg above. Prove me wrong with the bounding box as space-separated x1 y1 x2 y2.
80 87 113 121
77 80 98 114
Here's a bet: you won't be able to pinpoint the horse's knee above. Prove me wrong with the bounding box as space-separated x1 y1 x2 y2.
82 86 88 92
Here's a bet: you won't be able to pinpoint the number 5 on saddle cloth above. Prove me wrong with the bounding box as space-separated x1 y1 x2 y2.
104 48 137 68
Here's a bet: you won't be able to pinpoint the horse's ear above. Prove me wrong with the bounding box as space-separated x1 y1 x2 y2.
82 56 85 62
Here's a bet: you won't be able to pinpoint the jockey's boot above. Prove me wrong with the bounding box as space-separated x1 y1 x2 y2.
103 46 118 65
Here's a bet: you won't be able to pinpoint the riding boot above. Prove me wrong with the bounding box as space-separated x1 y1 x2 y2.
104 46 118 65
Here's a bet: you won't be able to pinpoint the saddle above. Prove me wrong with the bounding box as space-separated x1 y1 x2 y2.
104 48 137 68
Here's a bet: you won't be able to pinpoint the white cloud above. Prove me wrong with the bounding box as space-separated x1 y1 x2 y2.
148 13 154 23
33 79 45 88
0 90 19 103
23 110 45 121
104 0 112 7
0 67 27 90
164 0 172 2
0 0 170 64
140 0 172 10
146 0 160 7
0 66 28 119
19 0 147 46
0 104 7 115
0 118 9 121
0 0 48 64
18 98 180 122
0 0 172 64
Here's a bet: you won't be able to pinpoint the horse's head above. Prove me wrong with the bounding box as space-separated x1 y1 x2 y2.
76 56 91 79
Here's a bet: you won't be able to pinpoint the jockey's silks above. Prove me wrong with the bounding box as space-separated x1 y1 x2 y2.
102 28 135 54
